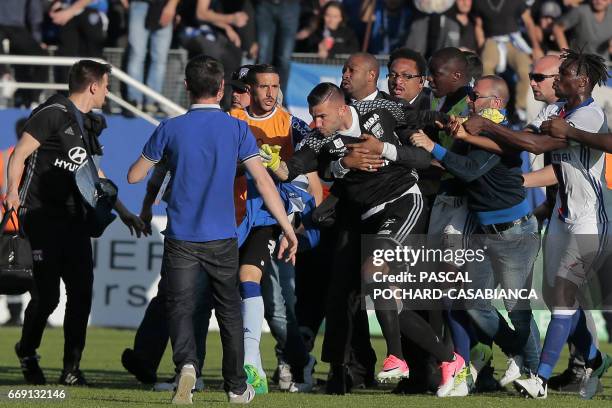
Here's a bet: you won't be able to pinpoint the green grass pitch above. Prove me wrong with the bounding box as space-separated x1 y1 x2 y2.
0 327 610 407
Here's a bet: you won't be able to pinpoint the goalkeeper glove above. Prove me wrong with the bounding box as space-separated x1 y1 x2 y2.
259 144 282 171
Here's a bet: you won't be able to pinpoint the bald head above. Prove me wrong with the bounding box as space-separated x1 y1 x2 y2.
531 55 560 103
341 52 380 100
533 55 561 75
477 75 509 105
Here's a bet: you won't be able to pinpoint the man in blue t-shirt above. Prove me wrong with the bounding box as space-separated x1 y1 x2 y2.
128 55 297 405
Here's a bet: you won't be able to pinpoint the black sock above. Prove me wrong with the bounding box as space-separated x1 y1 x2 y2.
587 351 602 370
375 309 404 359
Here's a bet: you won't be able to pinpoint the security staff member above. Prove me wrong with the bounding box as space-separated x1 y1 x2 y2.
6 60 144 386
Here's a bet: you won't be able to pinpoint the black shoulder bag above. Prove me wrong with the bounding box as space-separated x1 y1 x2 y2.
74 132 118 238
0 208 33 295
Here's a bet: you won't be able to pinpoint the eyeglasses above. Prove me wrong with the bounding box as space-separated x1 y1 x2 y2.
468 91 498 102
387 72 423 81
528 73 557 82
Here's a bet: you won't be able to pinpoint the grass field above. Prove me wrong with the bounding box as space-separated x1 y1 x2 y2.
0 327 611 407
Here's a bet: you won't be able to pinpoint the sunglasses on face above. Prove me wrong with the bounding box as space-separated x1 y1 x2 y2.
529 73 557 82
468 91 498 102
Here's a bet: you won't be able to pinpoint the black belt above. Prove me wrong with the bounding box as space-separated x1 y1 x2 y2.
480 214 531 234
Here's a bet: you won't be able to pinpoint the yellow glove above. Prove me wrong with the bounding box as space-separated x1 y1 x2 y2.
259 144 282 171
480 108 506 124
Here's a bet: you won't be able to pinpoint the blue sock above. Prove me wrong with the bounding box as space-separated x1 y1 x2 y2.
447 310 472 364
568 309 598 361
240 282 266 378
538 312 574 380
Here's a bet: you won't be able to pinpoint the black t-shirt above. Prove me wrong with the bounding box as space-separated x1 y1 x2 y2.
287 99 435 213
472 0 528 37
21 97 101 217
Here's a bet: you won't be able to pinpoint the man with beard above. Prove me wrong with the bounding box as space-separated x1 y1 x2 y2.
266 82 454 394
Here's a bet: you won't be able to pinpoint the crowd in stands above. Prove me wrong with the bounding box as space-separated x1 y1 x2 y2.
0 1 611 116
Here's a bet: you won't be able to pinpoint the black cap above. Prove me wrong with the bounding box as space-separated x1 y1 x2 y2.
229 64 254 92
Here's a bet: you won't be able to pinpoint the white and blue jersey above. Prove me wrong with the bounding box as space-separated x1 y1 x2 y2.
531 98 610 225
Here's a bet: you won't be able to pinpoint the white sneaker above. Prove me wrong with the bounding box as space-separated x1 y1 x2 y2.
278 363 292 391
447 367 469 397
171 365 196 404
228 383 255 404
500 355 523 387
289 355 317 393
514 373 547 399
156 376 203 392
437 353 467 398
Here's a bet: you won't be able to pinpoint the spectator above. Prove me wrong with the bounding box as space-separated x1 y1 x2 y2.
451 0 477 52
255 0 301 96
125 0 179 115
177 0 246 110
306 1 359 58
405 0 455 58
105 0 129 47
552 0 612 61
472 0 542 122
50 1 109 86
0 0 49 108
295 0 333 51
535 1 563 55
368 0 412 55
411 0 478 57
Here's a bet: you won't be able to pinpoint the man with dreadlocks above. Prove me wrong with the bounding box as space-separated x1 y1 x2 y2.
463 48 612 399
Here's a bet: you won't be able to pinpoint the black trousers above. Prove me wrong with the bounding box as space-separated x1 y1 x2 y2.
162 237 245 394
321 210 376 369
19 211 93 371
56 9 107 85
0 25 48 106
131 265 213 376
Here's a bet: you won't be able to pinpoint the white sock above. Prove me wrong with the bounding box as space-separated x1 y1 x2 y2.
242 295 265 375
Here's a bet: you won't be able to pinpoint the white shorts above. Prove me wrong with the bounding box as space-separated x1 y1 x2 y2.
544 216 612 287
427 195 476 251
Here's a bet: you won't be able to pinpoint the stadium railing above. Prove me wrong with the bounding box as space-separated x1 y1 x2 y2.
0 53 187 125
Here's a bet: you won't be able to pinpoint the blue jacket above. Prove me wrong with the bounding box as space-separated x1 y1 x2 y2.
237 176 320 249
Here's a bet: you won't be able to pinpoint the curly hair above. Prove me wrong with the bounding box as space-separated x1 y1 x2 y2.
560 48 610 90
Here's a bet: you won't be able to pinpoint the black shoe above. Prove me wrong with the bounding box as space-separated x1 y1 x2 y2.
547 365 594 393
121 348 157 384
59 369 88 386
474 364 501 393
3 317 22 326
349 368 377 389
326 364 352 395
15 342 46 385
392 376 427 394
